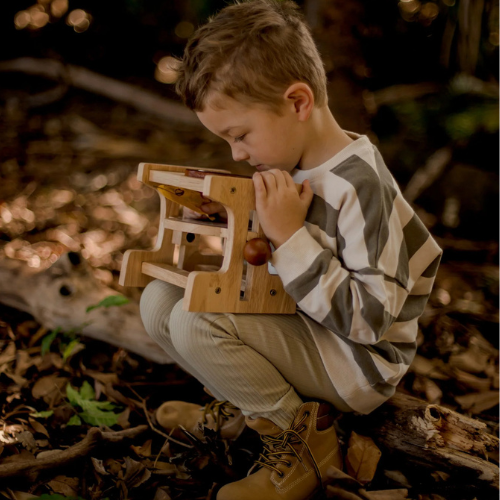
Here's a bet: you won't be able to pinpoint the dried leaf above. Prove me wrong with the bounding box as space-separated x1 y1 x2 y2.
29 417 50 437
412 376 443 404
91 457 109 475
455 391 499 414
122 456 152 488
360 488 408 500
16 430 37 452
47 475 79 497
410 355 450 380
449 342 494 373
383 470 412 488
15 350 39 377
83 369 119 385
0 342 17 367
153 488 172 500
105 458 124 475
345 432 382 485
131 439 153 457
31 375 69 405
0 491 36 500
326 486 364 500
452 368 492 392
431 471 450 482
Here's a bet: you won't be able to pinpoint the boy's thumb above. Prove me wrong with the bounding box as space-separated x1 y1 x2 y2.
300 179 314 206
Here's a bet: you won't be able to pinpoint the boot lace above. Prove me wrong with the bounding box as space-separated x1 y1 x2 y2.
254 411 322 485
200 400 238 433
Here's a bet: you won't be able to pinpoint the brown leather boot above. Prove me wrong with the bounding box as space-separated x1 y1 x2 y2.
217 401 342 500
155 399 246 440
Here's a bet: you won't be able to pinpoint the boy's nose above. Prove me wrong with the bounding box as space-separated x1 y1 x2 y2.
231 145 249 162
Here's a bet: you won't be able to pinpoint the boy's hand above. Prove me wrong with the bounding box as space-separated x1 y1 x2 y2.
183 197 228 221
253 170 313 249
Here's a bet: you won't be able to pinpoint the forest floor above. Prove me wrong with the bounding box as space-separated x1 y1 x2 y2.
0 81 498 500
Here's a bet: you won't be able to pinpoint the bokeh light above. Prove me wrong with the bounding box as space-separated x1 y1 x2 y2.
14 1 82 31
51 0 69 18
155 56 180 84
174 21 195 39
66 8 92 33
14 11 31 30
29 8 50 29
420 2 440 20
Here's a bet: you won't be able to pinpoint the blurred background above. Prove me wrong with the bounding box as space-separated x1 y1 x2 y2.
0 0 498 277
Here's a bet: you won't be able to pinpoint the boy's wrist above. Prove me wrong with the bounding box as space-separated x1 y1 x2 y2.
269 225 303 249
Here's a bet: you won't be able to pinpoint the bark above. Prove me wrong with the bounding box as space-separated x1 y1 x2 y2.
353 392 499 492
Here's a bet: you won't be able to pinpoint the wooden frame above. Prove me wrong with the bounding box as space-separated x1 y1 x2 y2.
119 163 296 314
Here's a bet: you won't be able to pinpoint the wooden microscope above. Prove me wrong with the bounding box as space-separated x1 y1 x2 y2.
119 163 296 314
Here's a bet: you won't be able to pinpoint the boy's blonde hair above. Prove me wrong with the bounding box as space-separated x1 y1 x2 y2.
171 0 328 112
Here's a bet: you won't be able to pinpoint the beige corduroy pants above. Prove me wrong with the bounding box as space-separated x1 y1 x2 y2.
140 279 348 429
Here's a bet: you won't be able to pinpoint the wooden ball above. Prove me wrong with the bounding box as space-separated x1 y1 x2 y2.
243 238 272 266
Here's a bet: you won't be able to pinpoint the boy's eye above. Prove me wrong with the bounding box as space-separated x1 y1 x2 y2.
234 134 246 143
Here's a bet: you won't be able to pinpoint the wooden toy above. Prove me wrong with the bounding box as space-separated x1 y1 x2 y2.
119 163 296 314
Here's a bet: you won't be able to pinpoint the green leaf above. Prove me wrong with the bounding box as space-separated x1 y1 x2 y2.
79 408 120 427
62 339 85 360
66 383 82 406
65 382 121 427
80 380 95 400
41 327 61 356
30 410 54 419
67 414 82 426
86 295 129 313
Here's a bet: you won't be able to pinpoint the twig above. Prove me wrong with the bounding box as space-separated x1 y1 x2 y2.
0 58 199 128
403 146 453 204
125 383 193 449
0 425 148 480
363 82 442 114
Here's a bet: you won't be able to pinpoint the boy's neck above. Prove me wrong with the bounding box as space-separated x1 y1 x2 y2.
298 106 354 170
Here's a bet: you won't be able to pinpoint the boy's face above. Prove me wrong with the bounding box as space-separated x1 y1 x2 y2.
196 93 304 173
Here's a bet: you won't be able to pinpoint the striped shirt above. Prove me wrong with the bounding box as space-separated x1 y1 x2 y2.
271 133 442 414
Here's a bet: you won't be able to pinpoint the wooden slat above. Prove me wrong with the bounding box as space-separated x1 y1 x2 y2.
162 217 259 240
149 170 205 191
142 262 189 288
163 217 226 237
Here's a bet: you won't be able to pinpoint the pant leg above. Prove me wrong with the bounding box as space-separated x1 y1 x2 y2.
139 279 215 390
169 304 351 430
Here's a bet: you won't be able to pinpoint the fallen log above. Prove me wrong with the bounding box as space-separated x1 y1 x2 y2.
352 392 499 493
0 252 172 364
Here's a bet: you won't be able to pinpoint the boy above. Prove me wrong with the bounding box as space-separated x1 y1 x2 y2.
140 1 442 498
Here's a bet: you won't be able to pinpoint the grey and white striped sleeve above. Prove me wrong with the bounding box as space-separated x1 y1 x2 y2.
271 154 442 345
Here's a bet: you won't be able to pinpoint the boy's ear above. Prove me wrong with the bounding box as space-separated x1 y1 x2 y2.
283 83 314 121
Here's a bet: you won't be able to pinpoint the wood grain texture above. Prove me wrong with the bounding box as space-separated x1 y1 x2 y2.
119 163 297 314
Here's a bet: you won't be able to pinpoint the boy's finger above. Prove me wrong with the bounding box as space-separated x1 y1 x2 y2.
283 171 295 189
267 169 286 188
300 179 314 207
253 172 268 199
260 171 278 193
201 201 225 215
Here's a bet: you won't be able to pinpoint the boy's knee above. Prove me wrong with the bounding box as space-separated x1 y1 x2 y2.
139 280 183 340
170 308 239 357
